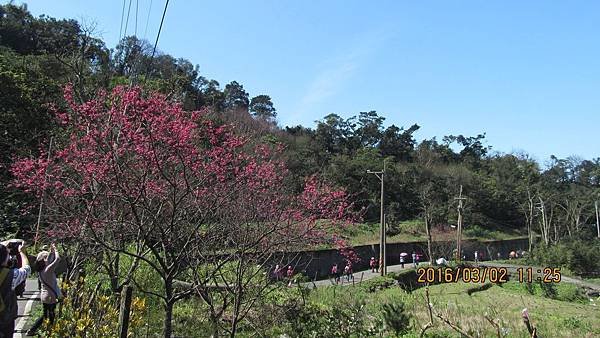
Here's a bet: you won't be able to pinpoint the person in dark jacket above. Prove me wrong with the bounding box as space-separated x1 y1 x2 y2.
0 241 31 338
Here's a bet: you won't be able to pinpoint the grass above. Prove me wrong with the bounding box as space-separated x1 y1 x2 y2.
412 282 599 337
343 220 423 246
500 280 588 303
339 220 527 247
308 280 600 337
49 258 598 337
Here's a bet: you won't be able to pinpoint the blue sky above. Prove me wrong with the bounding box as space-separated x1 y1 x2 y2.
20 0 600 162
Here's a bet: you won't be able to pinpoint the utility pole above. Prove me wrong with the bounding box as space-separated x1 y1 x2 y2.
455 185 466 262
595 201 599 239
367 159 386 276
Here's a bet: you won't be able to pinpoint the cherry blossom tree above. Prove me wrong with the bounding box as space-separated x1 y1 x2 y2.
12 85 356 337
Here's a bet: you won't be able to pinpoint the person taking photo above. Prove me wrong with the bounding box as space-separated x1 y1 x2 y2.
0 241 31 338
26 244 61 336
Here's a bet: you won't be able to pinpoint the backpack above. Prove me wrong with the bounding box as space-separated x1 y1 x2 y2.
0 269 8 313
0 268 17 322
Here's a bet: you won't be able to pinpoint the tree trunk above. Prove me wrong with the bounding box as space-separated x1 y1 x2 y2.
110 253 120 293
163 282 174 338
594 201 600 238
527 194 533 252
163 301 174 338
549 206 557 243
538 197 549 245
574 207 582 233
211 312 220 338
230 257 244 338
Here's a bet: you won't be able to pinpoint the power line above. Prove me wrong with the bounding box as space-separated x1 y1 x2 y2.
143 0 153 40
123 0 133 38
144 0 170 82
128 0 141 84
134 0 139 36
118 0 127 41
151 0 170 59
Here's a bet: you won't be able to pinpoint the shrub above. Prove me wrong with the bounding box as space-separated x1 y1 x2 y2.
389 269 420 292
539 280 557 299
531 239 600 276
381 301 411 335
359 276 396 293
286 300 369 337
398 220 424 236
386 222 401 236
524 282 535 295
555 283 587 303
463 224 492 238
39 278 146 338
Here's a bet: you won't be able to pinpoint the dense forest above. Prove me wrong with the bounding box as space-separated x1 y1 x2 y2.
2 3 600 245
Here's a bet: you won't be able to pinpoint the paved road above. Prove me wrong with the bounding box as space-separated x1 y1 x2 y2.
14 278 39 337
306 262 422 288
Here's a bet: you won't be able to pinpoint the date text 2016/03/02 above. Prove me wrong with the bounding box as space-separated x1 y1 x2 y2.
416 267 561 284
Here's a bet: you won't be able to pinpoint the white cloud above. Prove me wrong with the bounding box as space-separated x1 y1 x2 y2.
300 60 358 107
288 26 395 124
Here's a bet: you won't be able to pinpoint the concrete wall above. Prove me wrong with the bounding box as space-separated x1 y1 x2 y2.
275 237 529 280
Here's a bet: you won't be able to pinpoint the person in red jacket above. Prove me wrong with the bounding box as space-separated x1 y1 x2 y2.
369 257 377 273
330 264 340 284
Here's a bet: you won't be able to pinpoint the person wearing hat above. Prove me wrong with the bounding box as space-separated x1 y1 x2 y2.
26 244 61 336
0 241 30 337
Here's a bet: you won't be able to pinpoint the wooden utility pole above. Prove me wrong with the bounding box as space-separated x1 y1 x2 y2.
455 185 466 262
383 213 387 275
381 160 386 275
367 159 387 276
595 201 599 239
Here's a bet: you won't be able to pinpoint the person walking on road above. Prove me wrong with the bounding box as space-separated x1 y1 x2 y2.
412 252 417 268
369 257 377 273
399 255 405 269
27 244 62 336
344 263 353 282
273 264 281 281
474 250 479 264
286 266 294 287
0 240 31 337
330 264 340 284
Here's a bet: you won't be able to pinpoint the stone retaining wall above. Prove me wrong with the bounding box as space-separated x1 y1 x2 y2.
274 237 530 280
